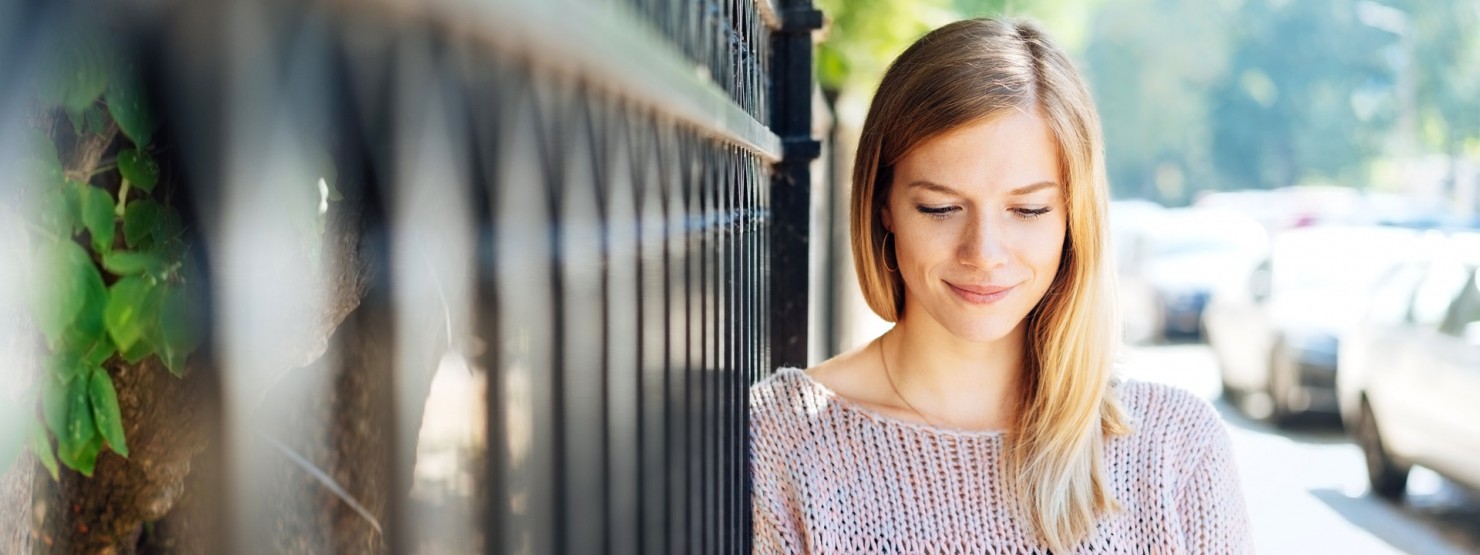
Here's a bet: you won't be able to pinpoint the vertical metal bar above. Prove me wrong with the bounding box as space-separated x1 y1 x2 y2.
697 139 712 555
592 94 615 555
768 0 823 369
742 151 760 554
637 115 668 555
604 98 641 555
487 66 558 555
725 147 739 552
471 71 504 555
684 129 703 555
719 145 732 554
535 80 571 555
557 86 607 555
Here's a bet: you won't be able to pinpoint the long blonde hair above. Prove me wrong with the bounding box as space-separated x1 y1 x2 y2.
848 18 1131 552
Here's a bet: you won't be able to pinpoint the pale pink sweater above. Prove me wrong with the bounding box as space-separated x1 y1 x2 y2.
749 367 1253 554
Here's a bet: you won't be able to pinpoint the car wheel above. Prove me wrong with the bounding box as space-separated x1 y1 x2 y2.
1267 344 1298 427
1214 347 1242 405
1357 398 1409 501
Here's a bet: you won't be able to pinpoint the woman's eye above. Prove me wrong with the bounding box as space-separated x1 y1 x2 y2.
1013 207 1052 220
915 205 959 219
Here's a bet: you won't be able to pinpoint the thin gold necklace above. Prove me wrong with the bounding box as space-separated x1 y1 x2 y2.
877 332 944 429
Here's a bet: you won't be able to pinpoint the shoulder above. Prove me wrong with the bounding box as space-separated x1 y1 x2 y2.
749 366 834 423
1112 379 1230 463
748 366 830 460
751 343 880 419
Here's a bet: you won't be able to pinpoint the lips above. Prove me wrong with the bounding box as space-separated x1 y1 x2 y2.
946 281 1015 304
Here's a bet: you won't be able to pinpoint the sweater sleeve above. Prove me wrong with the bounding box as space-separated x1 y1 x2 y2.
1175 416 1254 554
749 382 808 554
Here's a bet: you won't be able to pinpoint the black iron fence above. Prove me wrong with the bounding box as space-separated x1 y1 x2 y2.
0 0 822 552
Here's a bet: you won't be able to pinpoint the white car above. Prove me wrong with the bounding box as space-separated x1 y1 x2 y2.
1337 232 1480 499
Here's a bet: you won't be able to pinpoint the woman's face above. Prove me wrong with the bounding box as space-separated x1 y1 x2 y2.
882 108 1068 344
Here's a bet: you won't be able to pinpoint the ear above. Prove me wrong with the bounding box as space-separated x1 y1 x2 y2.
880 201 894 233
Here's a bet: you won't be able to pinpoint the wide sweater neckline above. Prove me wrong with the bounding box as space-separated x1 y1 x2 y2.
771 366 1009 440
750 366 1255 553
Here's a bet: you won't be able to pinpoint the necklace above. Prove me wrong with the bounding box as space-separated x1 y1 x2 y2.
877 332 944 429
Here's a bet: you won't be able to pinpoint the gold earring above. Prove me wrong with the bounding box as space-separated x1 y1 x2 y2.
882 232 898 272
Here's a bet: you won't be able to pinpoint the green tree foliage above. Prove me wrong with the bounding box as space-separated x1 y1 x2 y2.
1401 0 1480 158
1082 0 1236 202
1206 0 1396 192
815 0 1096 94
822 0 1476 206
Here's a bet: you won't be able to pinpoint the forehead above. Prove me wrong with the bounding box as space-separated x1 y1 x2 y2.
892 108 1062 197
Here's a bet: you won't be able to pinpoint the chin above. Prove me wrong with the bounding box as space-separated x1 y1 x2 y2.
929 310 1026 344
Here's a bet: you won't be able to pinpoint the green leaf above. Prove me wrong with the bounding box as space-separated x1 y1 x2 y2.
102 251 166 277
85 104 108 135
48 343 87 383
42 375 68 437
56 372 97 471
26 129 62 187
66 107 87 136
28 240 96 346
80 338 116 369
153 285 199 377
30 422 60 481
57 433 102 478
78 182 116 253
36 187 76 237
53 246 113 378
119 334 153 364
66 372 97 446
65 104 107 137
123 200 161 248
89 370 128 458
104 275 152 352
106 62 157 147
116 149 159 193
36 33 110 114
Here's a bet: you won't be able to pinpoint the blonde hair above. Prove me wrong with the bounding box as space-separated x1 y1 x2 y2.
848 18 1131 552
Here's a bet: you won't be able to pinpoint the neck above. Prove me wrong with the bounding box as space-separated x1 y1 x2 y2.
884 311 1026 431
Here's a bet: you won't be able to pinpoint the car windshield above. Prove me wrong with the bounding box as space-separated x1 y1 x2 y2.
1272 229 1415 295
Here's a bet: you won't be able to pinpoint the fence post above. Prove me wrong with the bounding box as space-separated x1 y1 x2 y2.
769 0 824 371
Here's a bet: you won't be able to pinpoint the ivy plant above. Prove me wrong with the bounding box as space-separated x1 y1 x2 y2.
3 29 201 481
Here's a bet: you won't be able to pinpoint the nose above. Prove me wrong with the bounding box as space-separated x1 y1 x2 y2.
958 211 1010 269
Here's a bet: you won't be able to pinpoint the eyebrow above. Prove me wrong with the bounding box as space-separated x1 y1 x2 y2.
906 179 1060 196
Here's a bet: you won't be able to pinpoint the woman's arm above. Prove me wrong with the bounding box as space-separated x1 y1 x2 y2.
1175 419 1254 554
751 458 807 554
749 384 808 554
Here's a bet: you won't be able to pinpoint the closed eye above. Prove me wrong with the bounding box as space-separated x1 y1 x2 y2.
1014 207 1052 220
915 205 960 220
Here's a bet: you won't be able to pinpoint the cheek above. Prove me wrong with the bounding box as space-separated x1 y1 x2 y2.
893 225 955 272
1030 221 1069 276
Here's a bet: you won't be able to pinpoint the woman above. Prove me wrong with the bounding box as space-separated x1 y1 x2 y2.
749 18 1252 554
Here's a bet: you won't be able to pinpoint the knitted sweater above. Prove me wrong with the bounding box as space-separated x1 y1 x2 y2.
749 367 1253 554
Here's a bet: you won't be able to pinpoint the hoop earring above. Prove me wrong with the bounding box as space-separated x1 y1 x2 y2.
882 232 899 272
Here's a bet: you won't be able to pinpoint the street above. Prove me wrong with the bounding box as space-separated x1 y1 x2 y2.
1120 342 1480 555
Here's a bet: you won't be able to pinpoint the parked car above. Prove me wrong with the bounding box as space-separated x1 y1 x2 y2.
1118 207 1265 341
1205 225 1419 425
1337 232 1480 500
1109 199 1167 344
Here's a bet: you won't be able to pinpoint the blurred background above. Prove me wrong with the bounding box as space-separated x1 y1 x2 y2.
813 0 1480 553
0 0 1475 553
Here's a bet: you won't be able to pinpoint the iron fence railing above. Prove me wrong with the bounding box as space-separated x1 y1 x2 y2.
0 0 821 553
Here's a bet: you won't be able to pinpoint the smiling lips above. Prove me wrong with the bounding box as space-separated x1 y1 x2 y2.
946 281 1015 304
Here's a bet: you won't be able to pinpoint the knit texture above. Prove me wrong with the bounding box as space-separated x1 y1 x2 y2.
750 366 1253 554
